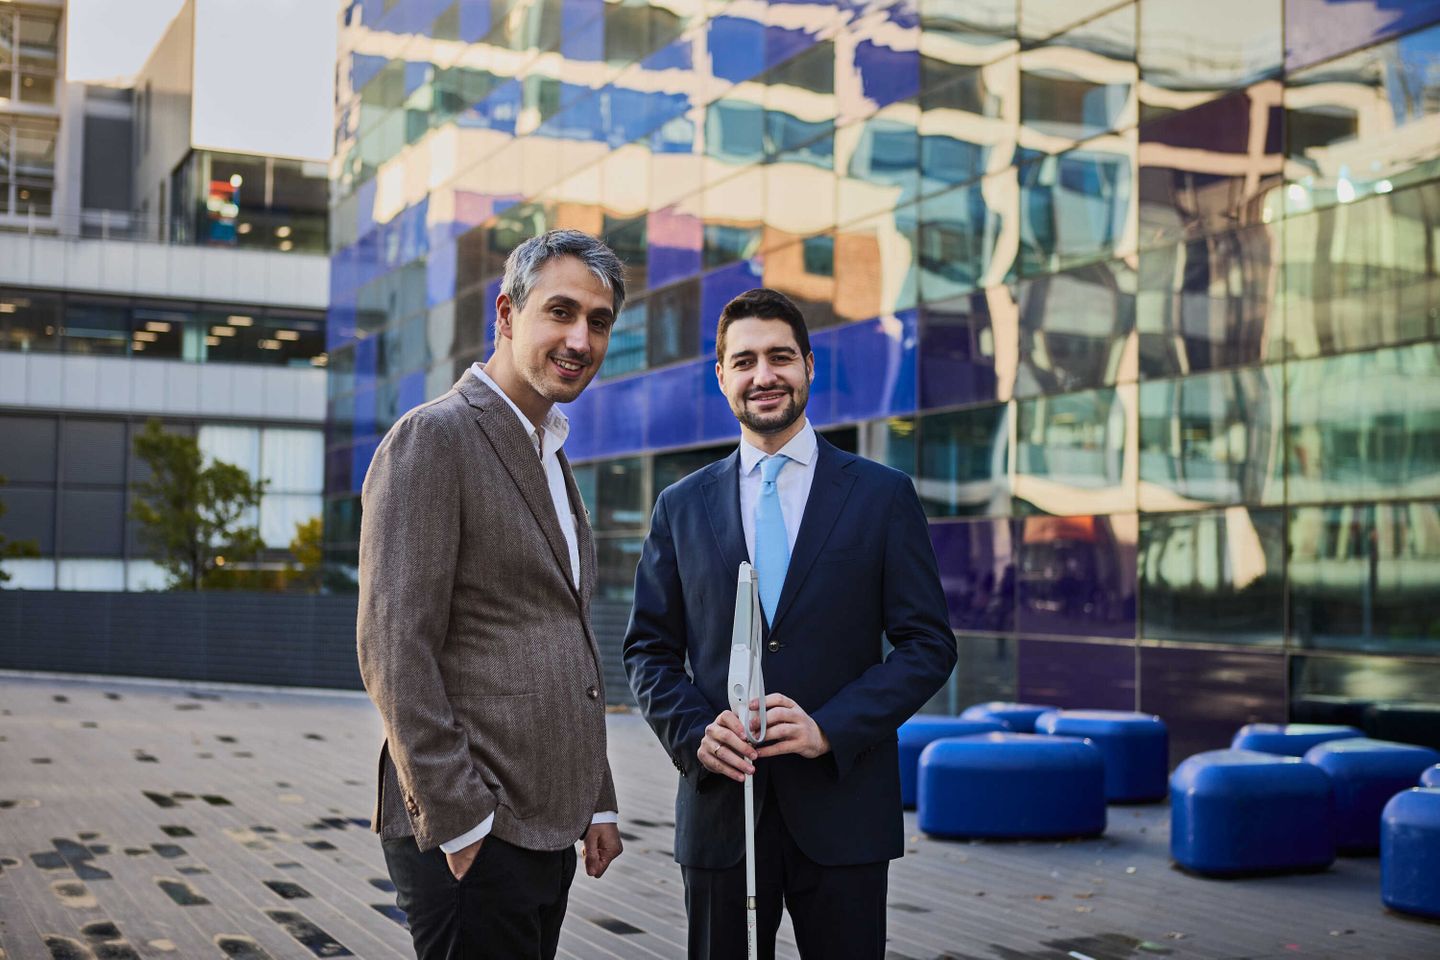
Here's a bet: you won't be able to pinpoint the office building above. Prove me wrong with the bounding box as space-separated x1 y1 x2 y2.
327 0 1440 753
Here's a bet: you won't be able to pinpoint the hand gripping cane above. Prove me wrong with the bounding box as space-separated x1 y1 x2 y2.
727 562 766 960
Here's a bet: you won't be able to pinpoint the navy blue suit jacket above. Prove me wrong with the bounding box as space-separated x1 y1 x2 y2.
623 435 957 869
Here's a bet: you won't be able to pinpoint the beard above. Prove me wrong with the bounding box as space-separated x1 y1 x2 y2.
734 384 808 435
518 348 595 404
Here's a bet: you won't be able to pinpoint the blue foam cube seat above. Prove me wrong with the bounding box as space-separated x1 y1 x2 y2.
959 701 1057 733
1304 738 1440 854
917 732 1105 839
1169 750 1335 876
1420 764 1440 788
897 717 1005 809
1035 709 1169 803
1382 788 1440 919
1231 723 1363 757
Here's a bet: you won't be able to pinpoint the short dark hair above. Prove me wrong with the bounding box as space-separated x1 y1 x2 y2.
716 288 812 362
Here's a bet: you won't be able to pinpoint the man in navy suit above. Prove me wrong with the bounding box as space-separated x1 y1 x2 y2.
623 288 957 959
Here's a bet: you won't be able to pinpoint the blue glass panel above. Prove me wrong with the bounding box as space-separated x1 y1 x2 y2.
1015 386 1136 516
1016 513 1138 640
918 290 1006 409
930 518 1018 633
918 58 1017 197
708 15 767 85
591 375 647 458
354 335 378 380
766 24 821 70
559 386 599 461
853 38 921 114
647 208 703 290
350 437 380 494
326 444 352 499
458 0 493 43
483 278 501 356
699 372 739 444
1017 143 1134 277
396 371 426 416
403 61 431 98
832 310 919 422
1138 84 1282 249
350 53 390 92
700 259 765 358
1285 0 1440 72
643 36 694 72
1017 637 1136 709
919 179 1010 302
426 240 456 309
706 99 766 163
561 0 604 59
804 327 838 427
326 304 357 353
917 401 1011 517
645 362 703 449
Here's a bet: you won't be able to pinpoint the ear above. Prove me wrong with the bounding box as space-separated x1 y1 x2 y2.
804 351 815 384
714 359 725 392
495 293 515 340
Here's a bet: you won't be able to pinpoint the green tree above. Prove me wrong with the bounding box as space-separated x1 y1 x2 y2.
286 514 324 593
130 419 268 591
0 474 41 585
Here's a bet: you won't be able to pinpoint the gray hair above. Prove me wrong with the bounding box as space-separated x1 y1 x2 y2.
496 229 627 340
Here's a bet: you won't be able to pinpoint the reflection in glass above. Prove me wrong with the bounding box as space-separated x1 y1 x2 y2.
602 299 647 379
1280 180 1440 361
1290 500 1440 656
837 107 920 227
838 3 921 125
1015 385 1136 515
1019 4 1136 150
918 0 1019 76
1015 257 1136 397
763 235 836 330
1286 22 1440 211
1290 652 1440 743
835 206 918 323
920 175 1016 302
1139 367 1284 509
917 402 1010 517
1017 137 1135 278
646 280 699 367
703 167 765 268
0 290 60 352
595 456 646 532
929 517 1017 632
919 58 1018 197
63 302 130 356
597 535 644 600
1137 82 1283 249
918 288 1016 409
1286 343 1440 504
1141 507 1285 645
1136 0 1282 119
1017 512 1137 639
1020 1 1126 43
1137 223 1280 377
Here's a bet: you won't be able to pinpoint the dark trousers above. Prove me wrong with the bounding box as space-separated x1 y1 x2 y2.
381 834 577 960
682 788 888 960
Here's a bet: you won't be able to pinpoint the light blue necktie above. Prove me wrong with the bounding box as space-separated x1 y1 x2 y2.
754 454 791 624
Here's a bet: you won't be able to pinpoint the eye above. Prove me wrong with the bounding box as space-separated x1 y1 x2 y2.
590 317 611 333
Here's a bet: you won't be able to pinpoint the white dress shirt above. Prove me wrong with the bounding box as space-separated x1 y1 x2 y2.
440 363 616 855
739 418 818 564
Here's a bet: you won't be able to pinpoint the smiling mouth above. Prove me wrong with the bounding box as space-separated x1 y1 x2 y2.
552 357 587 375
748 390 789 404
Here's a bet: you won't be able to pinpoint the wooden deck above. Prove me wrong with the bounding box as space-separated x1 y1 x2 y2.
0 672 1435 959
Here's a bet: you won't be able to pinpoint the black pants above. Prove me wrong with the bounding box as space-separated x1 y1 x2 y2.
682 790 888 960
381 834 577 960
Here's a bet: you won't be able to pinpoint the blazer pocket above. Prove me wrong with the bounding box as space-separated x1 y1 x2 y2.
452 693 554 820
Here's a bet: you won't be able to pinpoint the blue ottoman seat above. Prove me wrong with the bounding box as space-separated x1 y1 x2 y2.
1036 709 1169 803
917 733 1105 839
1382 788 1440 919
1304 738 1440 854
1170 750 1335 876
1420 764 1440 788
1231 723 1363 757
897 717 1005 809
959 701 1057 733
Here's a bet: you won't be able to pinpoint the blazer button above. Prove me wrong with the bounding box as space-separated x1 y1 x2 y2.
768 640 780 653
586 686 599 700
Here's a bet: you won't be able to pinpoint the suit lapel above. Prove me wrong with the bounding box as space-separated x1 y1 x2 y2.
558 448 595 611
770 437 857 633
701 451 749 583
461 373 578 597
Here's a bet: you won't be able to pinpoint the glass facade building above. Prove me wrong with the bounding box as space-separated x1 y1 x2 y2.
328 0 1440 756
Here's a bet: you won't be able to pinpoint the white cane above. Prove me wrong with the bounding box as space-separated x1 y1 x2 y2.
728 562 766 960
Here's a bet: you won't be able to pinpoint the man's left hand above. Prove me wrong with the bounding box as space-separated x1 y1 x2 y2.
752 693 831 759
582 821 623 878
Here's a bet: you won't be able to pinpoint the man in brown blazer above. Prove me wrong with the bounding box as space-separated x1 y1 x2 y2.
358 230 626 959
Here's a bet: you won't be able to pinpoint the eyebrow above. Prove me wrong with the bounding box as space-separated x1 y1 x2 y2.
727 345 798 363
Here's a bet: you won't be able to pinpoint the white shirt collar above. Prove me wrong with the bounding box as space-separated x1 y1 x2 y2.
739 419 816 475
469 362 570 450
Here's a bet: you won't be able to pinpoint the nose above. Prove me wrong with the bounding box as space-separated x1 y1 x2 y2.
752 361 779 387
563 316 591 354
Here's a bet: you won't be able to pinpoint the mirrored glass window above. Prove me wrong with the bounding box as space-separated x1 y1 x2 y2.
920 175 1015 303
1137 223 1281 377
1015 385 1136 515
1017 137 1135 278
835 206 919 323
1017 512 1137 639
1141 506 1285 646
917 402 1011 517
595 455 646 531
1138 367 1284 510
602 297 647 379
918 0 1018 78
1290 500 1440 656
930 517 1017 632
1137 0 1282 120
919 58 1017 198
1286 343 1440 504
1019 4 1136 151
918 288 1014 409
837 107 920 227
0 290 60 352
1015 256 1136 397
1280 180 1440 361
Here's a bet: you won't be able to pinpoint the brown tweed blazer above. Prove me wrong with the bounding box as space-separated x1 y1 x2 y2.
357 370 617 853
